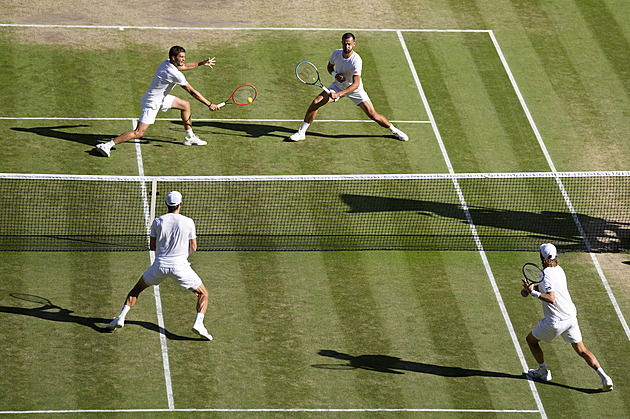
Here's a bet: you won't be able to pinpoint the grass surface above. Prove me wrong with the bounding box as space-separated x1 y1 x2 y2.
1 1 630 417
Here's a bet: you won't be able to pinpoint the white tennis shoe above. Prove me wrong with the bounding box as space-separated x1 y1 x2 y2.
602 375 613 392
183 135 207 146
106 316 124 329
526 368 551 381
288 131 306 142
96 143 111 157
192 323 213 340
391 128 409 142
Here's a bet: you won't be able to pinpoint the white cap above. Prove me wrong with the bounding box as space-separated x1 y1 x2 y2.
166 191 182 206
539 243 557 260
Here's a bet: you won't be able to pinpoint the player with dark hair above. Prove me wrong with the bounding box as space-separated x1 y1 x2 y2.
107 191 213 340
96 46 219 157
289 32 408 142
522 243 613 391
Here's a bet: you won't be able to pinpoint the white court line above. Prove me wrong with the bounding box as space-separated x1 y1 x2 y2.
0 408 539 414
488 31 630 342
0 23 489 33
397 30 547 419
132 119 175 410
0 116 428 124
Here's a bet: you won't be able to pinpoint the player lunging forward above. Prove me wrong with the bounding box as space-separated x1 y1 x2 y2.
522 243 613 391
289 32 408 142
107 191 213 340
96 46 219 157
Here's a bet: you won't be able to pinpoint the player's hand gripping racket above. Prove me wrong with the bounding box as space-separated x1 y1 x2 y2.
522 263 545 285
216 84 257 108
295 61 331 93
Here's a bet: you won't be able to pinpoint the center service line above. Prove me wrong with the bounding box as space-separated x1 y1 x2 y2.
133 119 175 410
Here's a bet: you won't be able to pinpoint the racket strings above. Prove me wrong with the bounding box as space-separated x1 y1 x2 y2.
296 62 319 84
233 86 256 104
523 264 543 283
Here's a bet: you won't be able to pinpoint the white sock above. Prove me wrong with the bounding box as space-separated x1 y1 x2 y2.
106 140 116 148
538 362 547 371
195 313 205 325
389 124 398 132
596 367 608 379
186 129 194 138
119 304 131 319
299 122 310 134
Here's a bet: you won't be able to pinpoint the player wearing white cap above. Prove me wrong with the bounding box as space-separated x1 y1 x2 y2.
521 243 613 391
96 46 219 157
289 32 408 142
107 191 213 340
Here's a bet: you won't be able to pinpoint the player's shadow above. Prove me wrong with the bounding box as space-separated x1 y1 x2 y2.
12 125 111 147
340 194 629 253
314 350 601 393
11 125 171 156
1 293 203 341
178 121 398 141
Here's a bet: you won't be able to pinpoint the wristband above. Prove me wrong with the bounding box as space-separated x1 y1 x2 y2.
332 71 338 78
530 290 541 298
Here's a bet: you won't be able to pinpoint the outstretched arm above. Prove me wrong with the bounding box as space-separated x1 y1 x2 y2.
177 57 216 71
181 83 219 111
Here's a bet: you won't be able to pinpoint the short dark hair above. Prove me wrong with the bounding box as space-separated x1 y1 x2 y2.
342 32 355 42
166 203 181 213
169 45 186 59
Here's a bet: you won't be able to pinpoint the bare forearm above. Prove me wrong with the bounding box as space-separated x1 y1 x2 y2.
178 57 215 71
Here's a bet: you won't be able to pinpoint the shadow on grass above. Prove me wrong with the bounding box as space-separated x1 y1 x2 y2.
11 125 171 150
177 120 401 142
340 194 629 253
2 293 203 341
314 350 602 393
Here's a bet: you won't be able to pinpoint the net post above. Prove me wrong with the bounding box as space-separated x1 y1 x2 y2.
150 177 157 221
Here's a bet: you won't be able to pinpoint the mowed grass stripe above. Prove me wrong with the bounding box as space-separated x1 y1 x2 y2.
318 251 407 408
402 251 497 410
404 32 549 173
0 252 169 411
510 1 619 171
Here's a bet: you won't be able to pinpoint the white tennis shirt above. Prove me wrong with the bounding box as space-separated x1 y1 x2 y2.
329 49 363 90
539 265 578 321
150 212 197 267
141 60 188 106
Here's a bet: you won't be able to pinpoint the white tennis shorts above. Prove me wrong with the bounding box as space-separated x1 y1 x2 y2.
142 262 202 291
139 94 176 125
328 81 370 105
532 316 583 343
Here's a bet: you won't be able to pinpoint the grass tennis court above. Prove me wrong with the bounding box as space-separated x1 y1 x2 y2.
1 1 630 417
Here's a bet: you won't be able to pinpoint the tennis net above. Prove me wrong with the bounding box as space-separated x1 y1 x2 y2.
1 172 628 252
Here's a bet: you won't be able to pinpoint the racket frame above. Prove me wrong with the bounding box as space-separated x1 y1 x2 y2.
295 61 331 93
217 84 257 108
522 262 545 285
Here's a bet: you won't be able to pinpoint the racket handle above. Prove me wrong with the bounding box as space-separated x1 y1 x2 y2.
217 102 226 108
323 87 330 93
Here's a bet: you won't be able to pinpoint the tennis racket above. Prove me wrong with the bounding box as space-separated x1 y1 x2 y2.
295 61 331 93
216 84 257 108
522 263 545 285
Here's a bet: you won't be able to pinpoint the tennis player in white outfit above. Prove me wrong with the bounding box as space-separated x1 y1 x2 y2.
96 46 219 157
289 33 408 142
522 243 613 391
107 191 213 340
